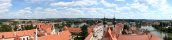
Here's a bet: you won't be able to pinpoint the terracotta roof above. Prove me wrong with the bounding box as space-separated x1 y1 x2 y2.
68 28 82 33
45 28 52 33
150 34 161 40
14 36 21 40
87 28 93 34
37 23 53 30
37 34 59 40
37 23 53 35
64 26 69 30
37 30 71 40
58 30 71 40
16 29 36 37
84 32 93 40
67 27 93 33
1 32 15 38
0 33 2 38
117 35 149 40
102 27 117 40
113 23 124 34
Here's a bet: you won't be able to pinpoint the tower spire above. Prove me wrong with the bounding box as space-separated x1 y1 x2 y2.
103 13 106 27
113 13 116 25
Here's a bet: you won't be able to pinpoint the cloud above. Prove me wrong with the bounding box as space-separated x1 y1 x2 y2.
43 8 58 14
0 0 11 13
100 0 117 8
116 0 125 1
130 2 148 13
50 0 97 7
25 0 55 3
6 0 172 19
16 7 32 15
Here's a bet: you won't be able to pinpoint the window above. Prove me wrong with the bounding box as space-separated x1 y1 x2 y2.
27 37 29 40
23 38 25 40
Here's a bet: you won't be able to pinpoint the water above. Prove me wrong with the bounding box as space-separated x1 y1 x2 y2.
140 26 165 39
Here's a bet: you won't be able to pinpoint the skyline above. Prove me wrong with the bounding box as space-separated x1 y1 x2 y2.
1 0 172 19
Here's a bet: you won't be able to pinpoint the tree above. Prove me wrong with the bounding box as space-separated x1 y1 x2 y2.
86 20 94 26
0 25 12 32
81 24 88 39
25 25 35 30
123 24 129 30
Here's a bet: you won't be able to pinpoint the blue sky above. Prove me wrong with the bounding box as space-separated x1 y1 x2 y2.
1 0 172 19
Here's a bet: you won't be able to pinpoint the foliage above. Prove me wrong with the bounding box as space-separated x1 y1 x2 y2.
81 24 88 39
86 20 95 26
25 25 35 30
0 25 12 32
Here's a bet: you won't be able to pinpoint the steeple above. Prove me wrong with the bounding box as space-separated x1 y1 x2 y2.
113 14 116 25
103 14 106 27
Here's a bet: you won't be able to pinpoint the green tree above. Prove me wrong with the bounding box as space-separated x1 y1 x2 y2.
86 20 94 26
123 24 129 30
0 25 12 32
81 24 88 39
25 25 35 30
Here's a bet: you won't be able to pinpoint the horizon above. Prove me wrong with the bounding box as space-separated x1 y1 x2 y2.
1 0 172 19
0 18 172 20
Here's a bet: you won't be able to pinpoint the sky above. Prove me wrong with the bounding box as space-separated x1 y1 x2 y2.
1 0 172 19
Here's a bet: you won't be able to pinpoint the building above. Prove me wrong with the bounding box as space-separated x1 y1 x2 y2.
36 29 71 40
0 29 36 40
85 23 161 40
36 23 55 36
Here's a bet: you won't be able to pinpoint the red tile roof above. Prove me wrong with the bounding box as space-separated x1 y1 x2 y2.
87 27 93 34
37 30 71 40
0 33 2 38
58 30 71 40
64 26 69 30
0 29 36 39
67 27 93 33
14 36 21 40
68 27 82 33
150 34 161 40
102 27 117 40
113 23 124 34
117 35 149 40
45 28 52 33
37 23 53 35
1 32 15 38
84 32 93 40
16 29 36 37
37 23 53 30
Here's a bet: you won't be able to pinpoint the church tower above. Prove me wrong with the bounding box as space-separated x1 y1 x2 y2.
112 14 116 27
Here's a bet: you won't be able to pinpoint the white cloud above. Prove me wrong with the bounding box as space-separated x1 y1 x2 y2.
50 2 73 7
116 0 125 1
25 0 55 3
0 0 11 13
43 8 58 14
16 7 32 15
50 0 97 7
101 0 117 8
130 2 148 13
8 0 172 19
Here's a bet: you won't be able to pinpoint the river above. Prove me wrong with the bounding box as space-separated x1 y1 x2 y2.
140 26 172 40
